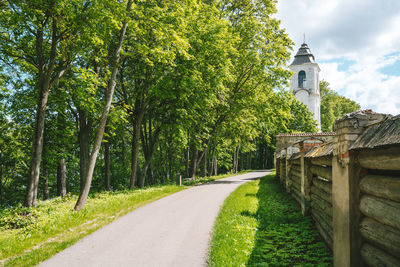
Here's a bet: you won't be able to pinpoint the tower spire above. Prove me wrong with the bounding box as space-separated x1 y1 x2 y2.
303 33 306 44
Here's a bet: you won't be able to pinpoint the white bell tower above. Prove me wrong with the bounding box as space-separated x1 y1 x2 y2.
289 43 321 131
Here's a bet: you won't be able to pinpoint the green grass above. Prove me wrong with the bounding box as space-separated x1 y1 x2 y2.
0 185 185 266
208 172 333 267
0 171 250 266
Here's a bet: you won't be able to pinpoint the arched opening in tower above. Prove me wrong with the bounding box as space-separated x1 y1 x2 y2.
298 70 306 88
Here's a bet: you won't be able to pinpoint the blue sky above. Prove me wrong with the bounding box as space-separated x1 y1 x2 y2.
276 0 400 115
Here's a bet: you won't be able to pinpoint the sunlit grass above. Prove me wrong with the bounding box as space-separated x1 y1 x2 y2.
208 172 332 267
0 185 185 266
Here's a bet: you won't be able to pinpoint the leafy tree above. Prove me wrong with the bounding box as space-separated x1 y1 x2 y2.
320 80 360 132
0 0 102 206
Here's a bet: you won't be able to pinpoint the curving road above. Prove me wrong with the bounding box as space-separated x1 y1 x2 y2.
40 171 270 267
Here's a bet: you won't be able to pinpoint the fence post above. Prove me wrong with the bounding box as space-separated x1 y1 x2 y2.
300 142 310 215
332 111 387 267
280 149 286 185
176 174 182 186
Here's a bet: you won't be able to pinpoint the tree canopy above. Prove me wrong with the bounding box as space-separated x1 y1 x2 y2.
320 80 360 132
0 0 318 209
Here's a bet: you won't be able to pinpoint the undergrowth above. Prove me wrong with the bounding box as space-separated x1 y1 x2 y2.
208 172 332 267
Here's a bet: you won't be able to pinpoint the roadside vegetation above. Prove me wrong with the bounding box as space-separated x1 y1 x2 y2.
0 185 184 267
0 170 251 266
208 173 332 266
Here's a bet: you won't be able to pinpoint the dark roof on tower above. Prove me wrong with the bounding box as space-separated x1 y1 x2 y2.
290 43 316 65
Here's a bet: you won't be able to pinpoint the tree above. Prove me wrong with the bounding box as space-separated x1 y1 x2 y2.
0 0 98 206
74 0 133 211
320 80 360 132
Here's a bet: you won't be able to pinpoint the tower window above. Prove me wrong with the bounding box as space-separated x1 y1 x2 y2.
298 70 306 88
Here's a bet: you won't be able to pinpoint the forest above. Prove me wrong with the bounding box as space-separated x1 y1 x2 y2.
0 0 358 210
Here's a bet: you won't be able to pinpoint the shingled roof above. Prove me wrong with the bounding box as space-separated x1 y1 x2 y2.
350 115 400 150
290 43 316 65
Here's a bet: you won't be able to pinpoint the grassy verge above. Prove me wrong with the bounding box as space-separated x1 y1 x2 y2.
183 170 252 186
0 185 184 266
208 172 332 267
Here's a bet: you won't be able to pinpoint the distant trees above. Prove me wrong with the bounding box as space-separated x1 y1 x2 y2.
0 0 319 209
320 81 360 132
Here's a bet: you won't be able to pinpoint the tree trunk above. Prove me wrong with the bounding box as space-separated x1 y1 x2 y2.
104 126 110 191
202 148 208 177
57 158 67 197
233 148 237 173
186 147 190 177
57 104 67 197
78 109 92 191
240 152 244 171
74 1 132 211
247 152 251 169
129 109 145 189
138 123 160 188
42 170 49 200
0 165 3 205
25 85 50 207
213 154 217 176
235 146 240 173
190 148 198 179
25 17 67 207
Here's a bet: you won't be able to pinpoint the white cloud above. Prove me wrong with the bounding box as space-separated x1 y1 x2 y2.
276 0 400 115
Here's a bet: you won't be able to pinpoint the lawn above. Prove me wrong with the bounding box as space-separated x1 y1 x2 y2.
208 172 333 267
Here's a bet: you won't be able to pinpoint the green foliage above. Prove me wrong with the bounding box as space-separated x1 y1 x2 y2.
0 0 315 206
320 81 360 132
209 173 332 267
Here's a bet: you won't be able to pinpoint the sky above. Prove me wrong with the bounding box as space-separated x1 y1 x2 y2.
276 0 400 115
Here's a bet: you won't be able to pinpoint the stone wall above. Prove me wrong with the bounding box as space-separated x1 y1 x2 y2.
275 110 400 267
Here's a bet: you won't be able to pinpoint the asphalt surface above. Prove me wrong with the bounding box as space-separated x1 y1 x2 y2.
40 170 270 267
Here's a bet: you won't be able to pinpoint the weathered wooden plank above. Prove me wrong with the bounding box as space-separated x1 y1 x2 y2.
361 243 400 267
311 204 333 232
360 218 400 258
310 165 332 181
360 175 400 202
290 173 301 184
290 159 301 165
312 177 332 195
311 185 332 205
291 179 301 191
360 195 400 231
291 165 301 173
358 146 400 171
291 191 301 205
310 156 332 166
290 169 301 179
313 215 333 250
311 194 333 216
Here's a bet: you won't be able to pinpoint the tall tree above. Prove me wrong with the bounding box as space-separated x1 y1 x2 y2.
320 80 360 132
74 0 133 211
0 0 96 206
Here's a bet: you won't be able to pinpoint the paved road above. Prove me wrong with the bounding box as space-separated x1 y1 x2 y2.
40 171 270 267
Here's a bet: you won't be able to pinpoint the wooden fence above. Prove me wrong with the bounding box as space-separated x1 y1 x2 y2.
275 110 400 267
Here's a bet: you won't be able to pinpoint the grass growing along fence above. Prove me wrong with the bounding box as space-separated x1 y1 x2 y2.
208 172 333 267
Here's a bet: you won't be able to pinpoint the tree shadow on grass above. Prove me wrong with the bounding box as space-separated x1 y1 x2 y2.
245 174 333 267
